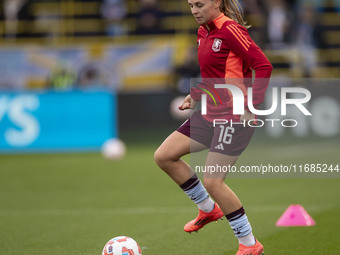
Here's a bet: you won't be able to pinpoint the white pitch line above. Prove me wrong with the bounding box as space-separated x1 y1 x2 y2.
0 204 335 216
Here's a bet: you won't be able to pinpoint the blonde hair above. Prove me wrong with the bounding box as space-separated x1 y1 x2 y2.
219 0 250 28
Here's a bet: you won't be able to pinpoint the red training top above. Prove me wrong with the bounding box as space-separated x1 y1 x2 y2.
190 13 273 122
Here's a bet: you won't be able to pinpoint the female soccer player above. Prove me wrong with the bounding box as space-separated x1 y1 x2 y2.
154 0 272 254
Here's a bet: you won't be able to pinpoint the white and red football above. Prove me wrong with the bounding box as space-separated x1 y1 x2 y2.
102 236 142 255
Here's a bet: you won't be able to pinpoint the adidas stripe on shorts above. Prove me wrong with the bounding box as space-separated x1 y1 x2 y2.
177 111 255 156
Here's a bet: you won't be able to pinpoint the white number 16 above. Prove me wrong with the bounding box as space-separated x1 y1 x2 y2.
218 126 235 144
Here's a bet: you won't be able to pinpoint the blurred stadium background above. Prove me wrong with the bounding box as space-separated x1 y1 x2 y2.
0 0 339 254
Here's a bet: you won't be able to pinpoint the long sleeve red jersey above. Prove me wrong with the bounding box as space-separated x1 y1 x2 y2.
191 13 273 122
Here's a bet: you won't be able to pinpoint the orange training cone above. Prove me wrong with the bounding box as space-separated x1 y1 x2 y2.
276 204 315 227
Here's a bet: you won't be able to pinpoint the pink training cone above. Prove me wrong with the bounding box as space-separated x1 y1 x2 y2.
276 204 316 227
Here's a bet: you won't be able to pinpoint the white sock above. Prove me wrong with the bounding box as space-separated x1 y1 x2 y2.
238 232 256 246
197 197 215 212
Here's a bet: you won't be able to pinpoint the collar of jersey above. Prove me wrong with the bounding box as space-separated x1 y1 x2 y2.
202 13 232 32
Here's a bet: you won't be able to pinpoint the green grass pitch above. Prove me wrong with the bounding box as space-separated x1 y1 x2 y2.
0 134 339 254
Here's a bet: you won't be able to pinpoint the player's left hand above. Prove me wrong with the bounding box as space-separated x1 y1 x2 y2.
240 110 256 123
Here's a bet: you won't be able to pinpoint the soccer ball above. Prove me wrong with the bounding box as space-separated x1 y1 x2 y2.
101 138 126 160
102 236 142 255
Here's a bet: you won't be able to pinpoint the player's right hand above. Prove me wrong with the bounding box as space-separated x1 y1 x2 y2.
179 94 196 110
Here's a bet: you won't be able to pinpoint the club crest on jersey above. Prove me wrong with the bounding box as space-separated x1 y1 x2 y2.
212 38 222 52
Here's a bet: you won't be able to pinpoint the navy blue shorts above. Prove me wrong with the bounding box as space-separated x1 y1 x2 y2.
177 112 255 156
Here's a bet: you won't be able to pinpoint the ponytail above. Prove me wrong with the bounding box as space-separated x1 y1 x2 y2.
219 0 250 28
